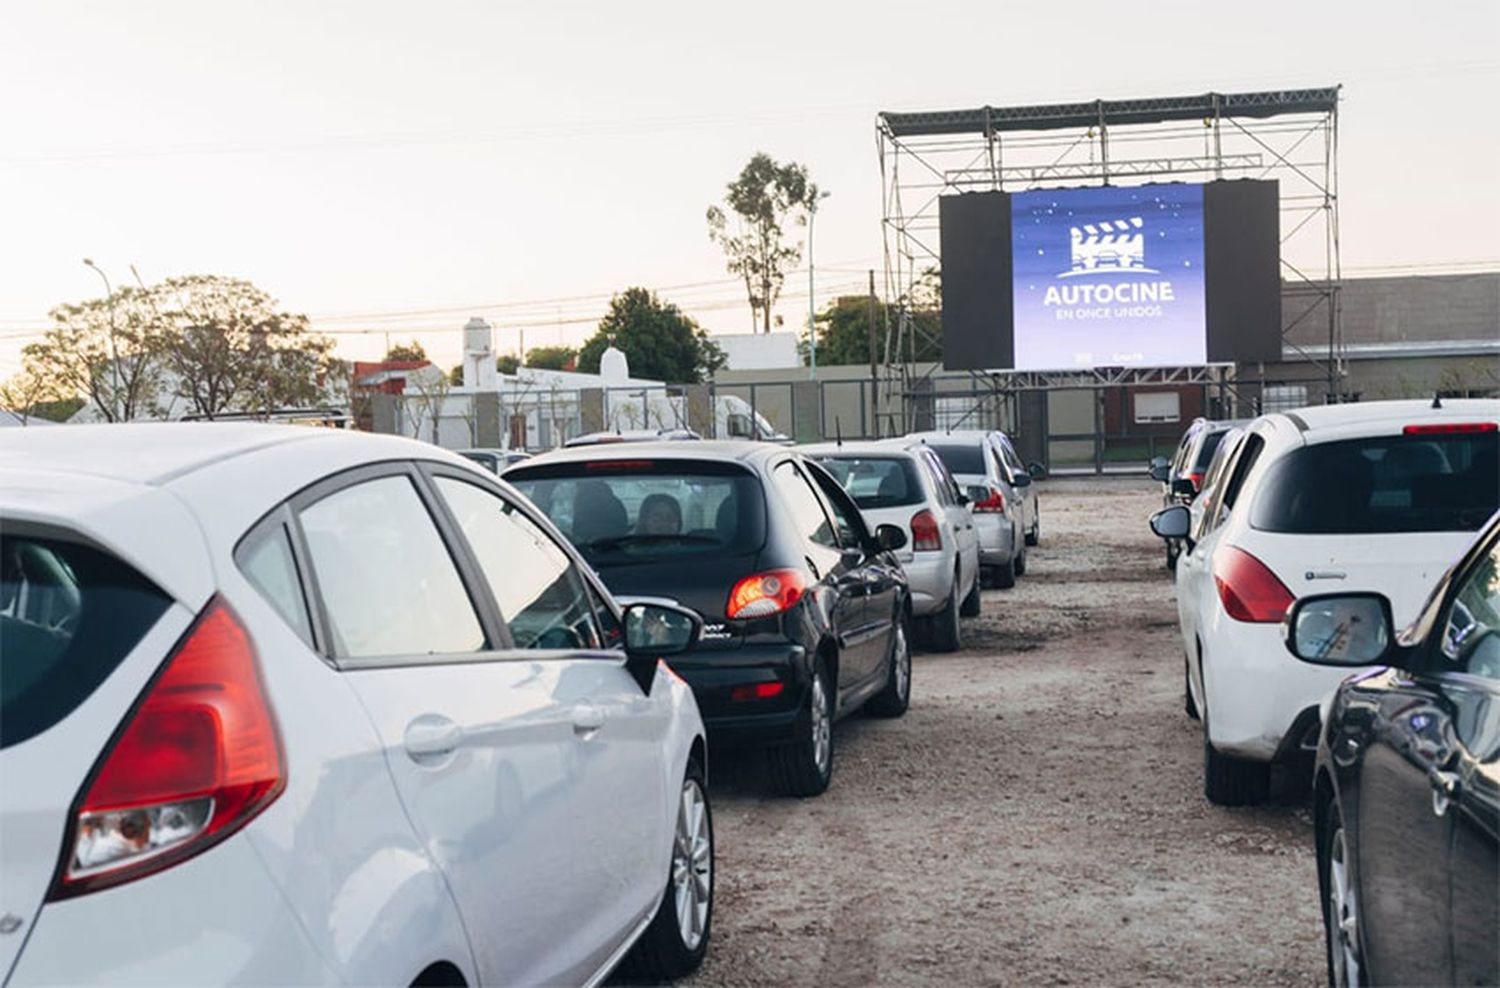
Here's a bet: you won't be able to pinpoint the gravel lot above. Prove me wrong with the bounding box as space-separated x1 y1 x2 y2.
689 478 1325 987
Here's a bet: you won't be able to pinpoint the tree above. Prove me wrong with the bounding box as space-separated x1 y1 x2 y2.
0 366 69 424
25 285 170 422
576 288 726 384
384 340 427 362
524 345 576 371
799 271 943 367
153 275 335 419
707 153 819 334
497 353 519 375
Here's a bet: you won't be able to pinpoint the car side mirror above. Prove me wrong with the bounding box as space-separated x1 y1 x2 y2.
622 601 702 658
875 523 907 552
1149 505 1191 540
1148 456 1171 483
956 492 971 507
1284 593 1394 666
1011 470 1032 488
1170 477 1197 499
966 484 989 504
1027 462 1046 480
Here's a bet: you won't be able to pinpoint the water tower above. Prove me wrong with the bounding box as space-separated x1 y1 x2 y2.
461 317 497 391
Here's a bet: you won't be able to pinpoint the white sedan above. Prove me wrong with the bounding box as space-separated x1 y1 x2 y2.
1150 399 1499 805
0 423 713 986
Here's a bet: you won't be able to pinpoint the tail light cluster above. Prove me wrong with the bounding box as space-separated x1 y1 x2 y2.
910 509 942 551
1186 471 1206 492
1403 422 1496 435
1213 547 1294 623
971 488 1007 514
726 568 807 620
52 598 285 899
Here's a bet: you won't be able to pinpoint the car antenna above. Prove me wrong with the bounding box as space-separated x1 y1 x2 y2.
1431 393 1443 409
835 417 843 448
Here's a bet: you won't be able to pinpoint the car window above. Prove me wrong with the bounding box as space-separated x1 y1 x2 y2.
434 477 603 651
238 524 314 646
805 462 867 550
771 462 843 573
1441 541 1500 679
813 455 924 509
1 536 171 749
926 443 986 477
918 450 956 506
1199 433 1265 537
1194 430 1229 471
300 475 486 658
586 580 623 650
996 438 1024 477
1251 433 1498 535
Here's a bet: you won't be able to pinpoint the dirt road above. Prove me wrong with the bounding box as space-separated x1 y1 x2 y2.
688 478 1325 986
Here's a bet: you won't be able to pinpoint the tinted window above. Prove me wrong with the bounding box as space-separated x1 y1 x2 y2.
1194 430 1228 471
435 477 602 650
927 443 985 476
771 462 842 571
1252 433 1499 534
508 462 766 567
238 525 313 645
814 455 924 509
919 449 959 506
2 537 170 748
996 437 1025 475
300 475 486 657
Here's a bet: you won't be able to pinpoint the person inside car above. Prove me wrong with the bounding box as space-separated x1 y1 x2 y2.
636 493 683 536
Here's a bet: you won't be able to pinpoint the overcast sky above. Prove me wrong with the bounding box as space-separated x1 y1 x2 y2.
2 0 1496 374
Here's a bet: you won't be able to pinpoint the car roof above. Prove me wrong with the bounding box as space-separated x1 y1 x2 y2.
1271 398 1499 433
800 441 915 460
512 438 778 469
906 429 1001 444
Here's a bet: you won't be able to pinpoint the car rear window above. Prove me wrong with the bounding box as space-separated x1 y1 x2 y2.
507 461 766 566
812 455 925 509
925 444 985 476
1 536 171 749
1251 432 1499 534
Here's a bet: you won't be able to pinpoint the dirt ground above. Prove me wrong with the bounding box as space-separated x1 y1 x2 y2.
688 478 1325 987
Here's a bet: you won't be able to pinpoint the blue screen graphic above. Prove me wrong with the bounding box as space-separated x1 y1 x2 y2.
1011 184 1206 370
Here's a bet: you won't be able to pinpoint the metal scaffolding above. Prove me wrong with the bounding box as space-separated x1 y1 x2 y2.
876 86 1343 431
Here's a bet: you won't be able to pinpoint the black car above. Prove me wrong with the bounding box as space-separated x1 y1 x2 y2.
1148 417 1247 568
506 441 912 796
1284 512 1499 986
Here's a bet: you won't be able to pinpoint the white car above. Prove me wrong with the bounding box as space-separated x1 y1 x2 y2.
0 424 713 986
804 439 981 652
908 430 1039 587
1150 399 1499 805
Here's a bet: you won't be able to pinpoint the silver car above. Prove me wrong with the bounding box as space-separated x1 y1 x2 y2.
804 439 982 652
908 431 1038 587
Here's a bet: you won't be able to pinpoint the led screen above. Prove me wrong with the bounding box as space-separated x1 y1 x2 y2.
1011 184 1205 370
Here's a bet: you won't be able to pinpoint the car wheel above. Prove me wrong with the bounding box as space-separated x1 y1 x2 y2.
617 761 714 981
1320 805 1365 988
1025 508 1039 547
960 568 982 616
769 657 834 796
925 578 963 653
1203 735 1270 806
868 611 912 718
1014 545 1027 578
1166 541 1179 571
1183 656 1199 720
991 554 1016 590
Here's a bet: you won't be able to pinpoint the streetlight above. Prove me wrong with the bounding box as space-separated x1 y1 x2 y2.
83 258 122 420
807 189 831 381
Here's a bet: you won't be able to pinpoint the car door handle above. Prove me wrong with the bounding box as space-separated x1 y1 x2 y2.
1428 768 1461 817
572 704 606 738
404 715 462 759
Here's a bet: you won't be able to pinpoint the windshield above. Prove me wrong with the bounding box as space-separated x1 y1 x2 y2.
813 455 925 509
1251 432 1499 534
508 462 767 565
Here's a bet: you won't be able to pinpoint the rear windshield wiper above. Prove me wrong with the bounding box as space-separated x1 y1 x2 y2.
579 533 721 552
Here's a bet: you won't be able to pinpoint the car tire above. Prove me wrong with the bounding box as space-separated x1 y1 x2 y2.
1183 657 1199 720
991 554 1016 590
1203 735 1270 806
1014 546 1027 578
1025 508 1039 547
617 760 713 981
1166 541 1179 571
926 579 963 653
960 569 982 616
768 657 834 797
1319 803 1365 988
867 610 911 718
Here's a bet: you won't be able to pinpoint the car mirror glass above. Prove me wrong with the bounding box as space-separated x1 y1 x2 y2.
1148 505 1191 540
1027 462 1047 480
1286 594 1392 666
1011 470 1032 488
875 523 907 552
1148 456 1171 483
623 602 702 657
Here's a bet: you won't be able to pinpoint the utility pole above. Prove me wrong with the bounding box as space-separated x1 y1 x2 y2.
867 270 879 437
83 259 121 421
807 189 830 380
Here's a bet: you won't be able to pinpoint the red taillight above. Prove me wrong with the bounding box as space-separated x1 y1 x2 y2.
1213 547 1295 623
726 568 807 620
730 682 785 702
1403 422 1497 435
53 598 285 899
585 459 654 469
1187 471 1206 492
972 488 1006 514
911 509 942 551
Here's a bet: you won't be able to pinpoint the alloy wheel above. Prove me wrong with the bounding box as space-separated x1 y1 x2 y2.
893 621 910 702
671 778 712 951
1328 823 1361 987
811 673 831 776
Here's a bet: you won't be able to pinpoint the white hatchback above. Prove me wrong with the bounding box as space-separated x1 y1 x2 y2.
0 424 713 986
1150 399 1499 805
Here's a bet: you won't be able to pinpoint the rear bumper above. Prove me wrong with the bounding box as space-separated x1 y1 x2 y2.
974 514 1016 564
901 551 953 616
670 640 810 749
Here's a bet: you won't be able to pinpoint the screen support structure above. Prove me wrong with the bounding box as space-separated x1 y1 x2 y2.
876 87 1342 432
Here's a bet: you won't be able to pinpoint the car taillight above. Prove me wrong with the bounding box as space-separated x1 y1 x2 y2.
730 682 785 701
1403 422 1497 434
911 509 942 551
726 568 807 619
972 488 1006 514
1213 547 1294 623
1187 471 1206 491
52 598 285 899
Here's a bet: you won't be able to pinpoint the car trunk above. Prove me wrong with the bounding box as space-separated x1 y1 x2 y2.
592 553 763 647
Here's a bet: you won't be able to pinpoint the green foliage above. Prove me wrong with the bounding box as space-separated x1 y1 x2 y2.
448 363 464 386
799 271 942 366
576 288 726 384
707 153 819 334
27 396 86 422
523 345 576 371
384 340 427 362
497 354 520 375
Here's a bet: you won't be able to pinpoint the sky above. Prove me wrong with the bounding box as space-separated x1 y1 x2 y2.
2 0 1497 376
